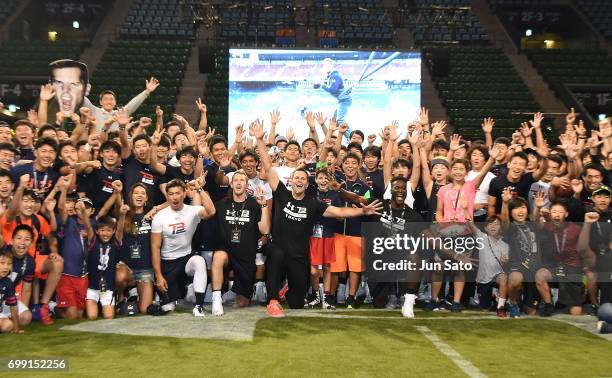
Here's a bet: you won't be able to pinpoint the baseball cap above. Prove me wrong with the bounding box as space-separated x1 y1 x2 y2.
275 135 288 145
592 185 611 197
429 156 450 169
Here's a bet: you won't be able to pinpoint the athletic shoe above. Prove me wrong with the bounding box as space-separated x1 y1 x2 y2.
211 296 224 316
345 296 356 310
402 294 416 318
278 282 289 302
192 305 206 317
325 294 337 307
305 291 321 308
586 304 599 316
39 303 54 325
386 294 399 309
509 303 521 318
597 321 612 334
266 299 285 318
322 298 336 310
450 301 463 313
497 307 507 318
424 300 438 312
539 302 555 317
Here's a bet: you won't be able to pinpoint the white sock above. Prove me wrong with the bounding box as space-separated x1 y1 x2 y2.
497 297 506 309
212 291 222 300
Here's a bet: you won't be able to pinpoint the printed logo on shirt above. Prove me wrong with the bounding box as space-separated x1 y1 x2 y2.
102 179 114 193
169 222 186 235
141 171 155 185
225 209 251 224
283 203 307 221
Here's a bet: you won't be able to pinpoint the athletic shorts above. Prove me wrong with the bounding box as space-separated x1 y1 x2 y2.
226 253 257 298
86 289 115 306
160 254 194 304
0 301 29 318
56 274 88 310
35 254 49 280
330 234 363 273
309 236 336 266
118 262 154 283
557 268 585 307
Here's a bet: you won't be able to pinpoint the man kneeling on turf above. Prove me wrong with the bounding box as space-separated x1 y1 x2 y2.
211 170 270 316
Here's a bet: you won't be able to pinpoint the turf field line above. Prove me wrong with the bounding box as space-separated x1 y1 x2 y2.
415 325 488 378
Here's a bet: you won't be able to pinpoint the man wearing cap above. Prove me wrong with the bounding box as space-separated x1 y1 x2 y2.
578 184 612 314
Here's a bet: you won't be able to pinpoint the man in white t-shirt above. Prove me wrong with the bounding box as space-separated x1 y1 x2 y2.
151 178 216 316
273 141 301 188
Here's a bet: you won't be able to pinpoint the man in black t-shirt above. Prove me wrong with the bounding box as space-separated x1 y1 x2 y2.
210 170 270 316
488 152 546 217
82 140 124 211
252 120 382 317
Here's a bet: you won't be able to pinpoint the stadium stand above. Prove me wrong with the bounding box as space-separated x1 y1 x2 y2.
89 39 191 127
0 40 89 76
426 46 540 139
0 0 18 24
574 0 612 43
202 45 229 135
120 0 196 39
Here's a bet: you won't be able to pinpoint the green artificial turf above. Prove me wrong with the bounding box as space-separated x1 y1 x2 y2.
2 315 611 377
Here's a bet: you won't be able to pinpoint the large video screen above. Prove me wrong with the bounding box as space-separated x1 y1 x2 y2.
228 49 421 144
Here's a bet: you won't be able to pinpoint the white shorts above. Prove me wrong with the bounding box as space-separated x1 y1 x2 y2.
0 301 29 319
255 252 266 266
86 289 115 306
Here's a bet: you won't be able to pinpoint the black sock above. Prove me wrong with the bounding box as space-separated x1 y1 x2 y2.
347 295 355 303
195 292 205 306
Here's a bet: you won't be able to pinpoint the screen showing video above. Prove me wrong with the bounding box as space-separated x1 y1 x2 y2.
227 48 421 144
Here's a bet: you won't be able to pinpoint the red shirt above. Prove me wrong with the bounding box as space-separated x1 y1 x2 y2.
544 222 582 268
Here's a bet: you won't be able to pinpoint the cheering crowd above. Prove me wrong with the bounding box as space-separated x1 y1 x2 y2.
1 72 612 335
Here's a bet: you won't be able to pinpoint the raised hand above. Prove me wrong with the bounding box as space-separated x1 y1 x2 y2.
305 111 315 128
39 84 55 101
574 120 587 137
328 116 337 132
501 187 512 203
449 134 464 151
27 109 39 126
530 112 544 129
407 128 422 145
431 120 447 137
56 112 66 125
367 134 376 145
387 122 398 142
418 106 429 127
145 77 160 93
286 126 295 141
45 198 57 213
520 122 534 138
566 107 576 125
195 98 207 113
255 187 266 206
235 124 245 142
488 144 501 161
19 174 30 188
481 117 495 134
570 178 583 194
120 204 130 215
111 180 123 193
114 108 132 127
315 112 327 126
270 109 281 125
155 105 163 118
585 211 600 224
250 119 265 140
534 191 546 208
361 199 384 216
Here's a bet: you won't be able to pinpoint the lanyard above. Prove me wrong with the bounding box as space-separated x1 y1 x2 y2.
487 236 505 270
553 228 568 257
516 224 535 254
32 168 48 191
20 256 27 278
230 200 247 232
387 203 406 227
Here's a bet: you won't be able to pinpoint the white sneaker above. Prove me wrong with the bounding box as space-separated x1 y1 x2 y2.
402 294 416 318
212 295 224 316
192 305 206 317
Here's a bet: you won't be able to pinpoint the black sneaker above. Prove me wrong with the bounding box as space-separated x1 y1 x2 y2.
586 304 599 316
539 302 555 317
346 296 357 309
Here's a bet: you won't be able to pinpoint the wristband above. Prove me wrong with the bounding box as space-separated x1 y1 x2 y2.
261 204 268 208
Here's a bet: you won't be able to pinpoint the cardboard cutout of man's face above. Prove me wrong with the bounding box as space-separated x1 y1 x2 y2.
51 66 87 116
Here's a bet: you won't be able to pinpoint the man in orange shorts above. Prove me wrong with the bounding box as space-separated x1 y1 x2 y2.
330 153 371 309
1 174 62 325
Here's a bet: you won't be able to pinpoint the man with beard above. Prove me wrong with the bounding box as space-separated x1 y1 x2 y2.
210 170 270 315
252 120 382 317
11 138 61 198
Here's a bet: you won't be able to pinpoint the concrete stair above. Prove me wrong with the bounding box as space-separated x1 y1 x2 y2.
79 0 136 73
471 0 566 114
173 27 208 124
0 0 32 43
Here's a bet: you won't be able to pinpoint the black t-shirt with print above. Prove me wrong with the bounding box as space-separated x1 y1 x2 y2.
272 184 328 259
215 197 262 262
122 155 164 205
83 164 124 210
488 173 536 214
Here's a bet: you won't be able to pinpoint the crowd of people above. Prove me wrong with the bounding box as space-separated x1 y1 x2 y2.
1 74 612 335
